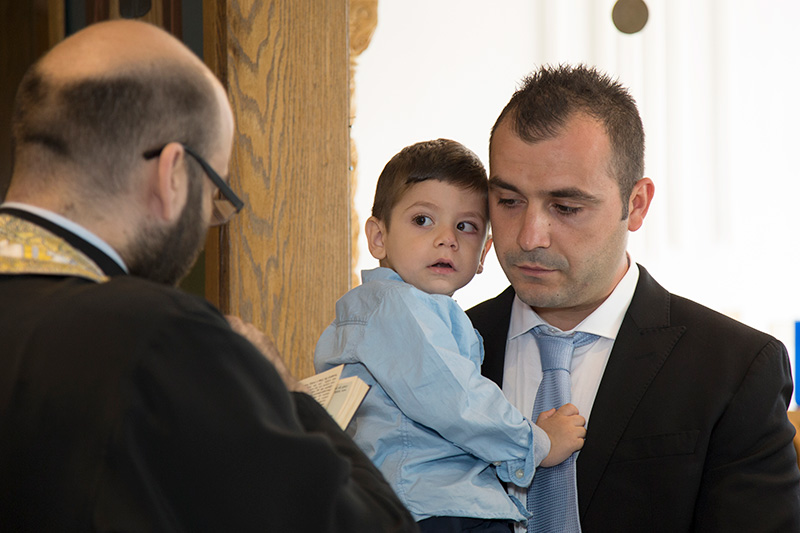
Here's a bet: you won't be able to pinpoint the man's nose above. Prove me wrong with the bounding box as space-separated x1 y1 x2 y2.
517 207 550 251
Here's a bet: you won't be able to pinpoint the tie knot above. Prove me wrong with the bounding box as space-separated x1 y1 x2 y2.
531 326 598 372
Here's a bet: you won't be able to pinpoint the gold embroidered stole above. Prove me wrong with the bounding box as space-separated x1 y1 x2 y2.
0 213 108 283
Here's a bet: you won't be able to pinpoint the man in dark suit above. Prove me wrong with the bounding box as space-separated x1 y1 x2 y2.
0 19 417 532
467 64 800 532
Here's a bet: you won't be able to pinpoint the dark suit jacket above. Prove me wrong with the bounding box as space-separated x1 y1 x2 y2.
467 265 800 532
0 212 417 532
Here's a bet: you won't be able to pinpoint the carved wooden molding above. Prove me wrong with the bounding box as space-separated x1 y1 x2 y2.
350 0 378 58
348 0 378 287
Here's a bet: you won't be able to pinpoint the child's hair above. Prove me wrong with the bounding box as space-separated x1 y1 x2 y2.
371 138 487 228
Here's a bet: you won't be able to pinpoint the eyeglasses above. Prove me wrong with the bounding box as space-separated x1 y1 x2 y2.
143 144 244 226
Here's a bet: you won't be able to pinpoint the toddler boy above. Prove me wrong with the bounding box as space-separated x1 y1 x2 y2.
315 139 585 532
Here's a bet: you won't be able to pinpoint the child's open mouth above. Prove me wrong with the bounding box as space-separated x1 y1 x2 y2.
430 261 454 270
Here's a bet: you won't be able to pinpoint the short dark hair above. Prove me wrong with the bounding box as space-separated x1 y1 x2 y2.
490 64 644 217
11 60 219 196
371 138 488 227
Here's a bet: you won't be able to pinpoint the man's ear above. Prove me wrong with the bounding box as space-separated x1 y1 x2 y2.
627 177 654 232
477 235 493 274
149 142 189 223
365 216 388 261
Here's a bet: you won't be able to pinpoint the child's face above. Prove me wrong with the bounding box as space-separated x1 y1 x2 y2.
367 180 491 296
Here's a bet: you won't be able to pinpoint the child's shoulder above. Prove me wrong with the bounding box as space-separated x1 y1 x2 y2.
348 268 418 304
340 267 458 314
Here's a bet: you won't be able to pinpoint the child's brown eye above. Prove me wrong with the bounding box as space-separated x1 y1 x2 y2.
413 215 433 226
457 221 479 233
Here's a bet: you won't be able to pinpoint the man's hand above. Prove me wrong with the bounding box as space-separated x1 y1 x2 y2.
225 315 310 394
537 403 586 467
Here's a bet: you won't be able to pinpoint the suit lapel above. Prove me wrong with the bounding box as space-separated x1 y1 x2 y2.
576 266 686 517
467 286 515 387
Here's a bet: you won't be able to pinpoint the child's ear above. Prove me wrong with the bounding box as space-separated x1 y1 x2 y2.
476 235 493 274
365 216 388 261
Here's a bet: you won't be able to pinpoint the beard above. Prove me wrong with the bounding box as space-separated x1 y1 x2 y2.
126 177 208 286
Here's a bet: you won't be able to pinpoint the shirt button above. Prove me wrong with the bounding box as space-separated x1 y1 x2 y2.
493 461 501 466
516 469 524 479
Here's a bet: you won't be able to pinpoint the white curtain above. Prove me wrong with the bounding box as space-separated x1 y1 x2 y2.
351 0 800 397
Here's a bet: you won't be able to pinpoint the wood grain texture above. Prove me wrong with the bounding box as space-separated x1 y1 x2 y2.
222 0 351 378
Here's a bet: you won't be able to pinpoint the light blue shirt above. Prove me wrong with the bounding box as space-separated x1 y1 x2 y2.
315 268 547 522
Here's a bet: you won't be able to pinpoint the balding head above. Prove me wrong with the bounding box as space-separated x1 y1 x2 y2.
37 19 209 83
8 20 232 216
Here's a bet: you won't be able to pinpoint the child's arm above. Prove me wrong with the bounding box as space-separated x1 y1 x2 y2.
535 403 586 467
350 290 544 486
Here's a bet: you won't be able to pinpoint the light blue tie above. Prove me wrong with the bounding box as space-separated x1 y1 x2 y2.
527 326 598 533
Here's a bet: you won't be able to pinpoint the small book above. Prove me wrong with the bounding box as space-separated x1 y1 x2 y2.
300 365 370 430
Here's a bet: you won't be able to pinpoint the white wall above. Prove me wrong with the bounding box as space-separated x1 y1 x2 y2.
351 0 800 399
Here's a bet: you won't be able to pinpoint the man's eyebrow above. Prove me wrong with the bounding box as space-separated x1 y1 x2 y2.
488 176 522 194
547 187 600 203
489 176 600 203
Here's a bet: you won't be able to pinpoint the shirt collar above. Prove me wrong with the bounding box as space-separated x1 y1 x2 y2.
508 255 639 341
0 202 128 272
361 266 404 284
